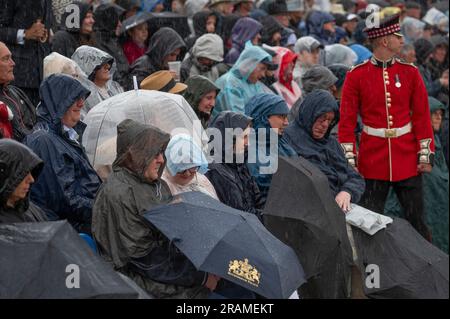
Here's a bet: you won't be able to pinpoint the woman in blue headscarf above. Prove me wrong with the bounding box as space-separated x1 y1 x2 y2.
244 93 297 202
162 134 218 199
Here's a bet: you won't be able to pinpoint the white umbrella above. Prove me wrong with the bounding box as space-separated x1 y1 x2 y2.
82 90 208 178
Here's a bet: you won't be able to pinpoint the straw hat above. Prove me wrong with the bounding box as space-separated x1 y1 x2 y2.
140 71 187 94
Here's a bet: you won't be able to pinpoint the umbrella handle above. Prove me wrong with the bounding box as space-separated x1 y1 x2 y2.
133 76 139 92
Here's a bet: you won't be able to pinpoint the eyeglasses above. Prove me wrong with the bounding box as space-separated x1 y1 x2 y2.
177 167 199 176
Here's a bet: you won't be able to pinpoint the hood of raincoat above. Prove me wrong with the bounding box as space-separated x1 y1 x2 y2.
306 10 336 45
191 34 224 62
327 63 350 90
353 19 369 45
231 17 263 52
414 38 434 65
349 44 372 65
71 45 116 80
301 65 338 95
260 15 284 46
430 35 448 49
94 3 125 36
113 119 170 182
323 44 357 67
183 74 220 115
146 27 187 70
268 45 297 90
43 52 84 79
192 10 222 37
208 111 253 161
231 43 273 81
244 93 290 131
401 16 426 45
0 139 43 211
429 96 447 115
60 1 93 33
37 74 91 127
164 134 209 176
295 89 339 141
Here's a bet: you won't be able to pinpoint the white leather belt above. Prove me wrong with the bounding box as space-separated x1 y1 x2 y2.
363 122 412 138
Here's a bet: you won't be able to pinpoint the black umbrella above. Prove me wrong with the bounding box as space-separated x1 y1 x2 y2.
120 12 153 34
263 156 353 299
351 217 449 299
147 12 190 39
0 221 140 298
144 191 306 299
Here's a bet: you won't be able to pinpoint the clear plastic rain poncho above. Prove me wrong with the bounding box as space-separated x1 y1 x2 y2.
71 45 124 120
43 52 84 79
82 90 208 180
214 42 274 115
401 17 426 45
322 44 358 68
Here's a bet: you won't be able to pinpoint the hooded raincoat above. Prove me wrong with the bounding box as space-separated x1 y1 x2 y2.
385 97 449 253
214 43 274 115
306 10 336 46
414 38 445 98
24 74 101 234
183 75 220 128
130 27 186 87
185 10 222 50
244 93 297 202
205 111 265 219
92 119 209 299
323 44 358 68
224 17 263 65
0 139 47 223
260 15 284 47
284 89 365 203
93 3 130 89
269 46 302 108
71 46 124 119
51 1 95 58
180 34 227 83
288 65 338 123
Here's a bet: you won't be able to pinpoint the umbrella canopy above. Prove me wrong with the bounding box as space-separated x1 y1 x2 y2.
351 217 449 299
144 191 306 299
0 221 140 298
120 12 153 34
263 156 353 299
82 90 208 176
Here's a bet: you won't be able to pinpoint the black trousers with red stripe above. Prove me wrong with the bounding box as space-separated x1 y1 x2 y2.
359 175 431 241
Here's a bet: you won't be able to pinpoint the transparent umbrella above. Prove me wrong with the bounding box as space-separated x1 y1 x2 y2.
82 89 207 179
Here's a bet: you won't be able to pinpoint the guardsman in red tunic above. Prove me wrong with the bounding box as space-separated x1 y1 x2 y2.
338 14 434 240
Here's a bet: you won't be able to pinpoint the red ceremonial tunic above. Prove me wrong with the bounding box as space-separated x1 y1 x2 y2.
338 57 435 182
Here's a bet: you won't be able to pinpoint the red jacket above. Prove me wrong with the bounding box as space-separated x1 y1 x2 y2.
0 101 13 139
338 57 435 182
123 40 146 65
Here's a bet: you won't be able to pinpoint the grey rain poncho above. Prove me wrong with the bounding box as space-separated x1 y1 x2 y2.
71 45 124 119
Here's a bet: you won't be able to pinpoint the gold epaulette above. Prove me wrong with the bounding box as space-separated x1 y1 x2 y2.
395 58 417 68
348 59 370 72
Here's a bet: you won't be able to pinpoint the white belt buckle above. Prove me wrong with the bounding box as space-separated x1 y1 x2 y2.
384 128 397 138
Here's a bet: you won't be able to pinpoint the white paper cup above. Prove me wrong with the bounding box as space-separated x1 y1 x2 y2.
168 61 181 82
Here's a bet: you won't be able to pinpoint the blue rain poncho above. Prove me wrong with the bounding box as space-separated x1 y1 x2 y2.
244 93 297 201
214 43 274 115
